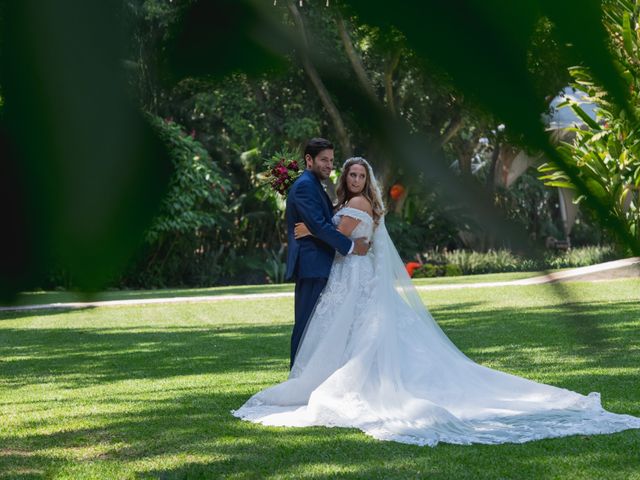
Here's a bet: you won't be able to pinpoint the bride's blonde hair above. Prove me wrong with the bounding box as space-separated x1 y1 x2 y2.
336 157 385 224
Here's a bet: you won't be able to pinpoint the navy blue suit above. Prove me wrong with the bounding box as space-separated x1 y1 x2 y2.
286 170 352 368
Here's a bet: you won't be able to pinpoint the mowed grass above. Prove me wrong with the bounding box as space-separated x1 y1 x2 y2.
1 279 639 479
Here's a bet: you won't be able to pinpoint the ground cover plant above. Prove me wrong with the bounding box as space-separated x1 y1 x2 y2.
1 278 639 479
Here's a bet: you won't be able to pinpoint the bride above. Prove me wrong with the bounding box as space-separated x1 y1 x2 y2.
232 157 640 446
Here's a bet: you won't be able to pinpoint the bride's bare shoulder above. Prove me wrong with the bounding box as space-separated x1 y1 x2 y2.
347 196 373 215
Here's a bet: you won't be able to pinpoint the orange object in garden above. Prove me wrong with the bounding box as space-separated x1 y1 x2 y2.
405 262 421 277
390 183 405 201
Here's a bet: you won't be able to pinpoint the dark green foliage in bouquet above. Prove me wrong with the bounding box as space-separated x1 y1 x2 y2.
263 147 303 197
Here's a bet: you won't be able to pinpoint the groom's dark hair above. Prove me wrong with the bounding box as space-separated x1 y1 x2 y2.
304 138 334 160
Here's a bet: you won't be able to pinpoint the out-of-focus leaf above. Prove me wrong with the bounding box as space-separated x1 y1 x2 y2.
541 0 634 121
319 73 538 255
546 181 576 189
162 0 288 84
622 12 634 57
0 1 173 299
571 104 602 130
346 0 546 145
344 0 638 254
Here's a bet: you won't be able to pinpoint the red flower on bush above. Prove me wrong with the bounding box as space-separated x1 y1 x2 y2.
390 183 405 201
405 261 422 277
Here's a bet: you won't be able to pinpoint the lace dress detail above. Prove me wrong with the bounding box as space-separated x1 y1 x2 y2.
292 207 375 376
232 212 640 446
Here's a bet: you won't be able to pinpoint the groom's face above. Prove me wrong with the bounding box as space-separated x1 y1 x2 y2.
306 149 334 181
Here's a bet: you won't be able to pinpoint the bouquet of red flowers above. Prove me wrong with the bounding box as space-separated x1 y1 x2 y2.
264 149 303 196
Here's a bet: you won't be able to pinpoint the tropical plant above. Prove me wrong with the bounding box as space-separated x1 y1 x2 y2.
119 115 231 287
538 1 640 250
264 246 287 284
145 115 230 243
414 246 619 276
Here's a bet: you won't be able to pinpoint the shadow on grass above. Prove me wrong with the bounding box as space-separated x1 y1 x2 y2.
2 388 639 479
1 301 638 391
0 324 291 388
5 283 296 309
1 299 639 478
0 306 97 320
434 299 639 355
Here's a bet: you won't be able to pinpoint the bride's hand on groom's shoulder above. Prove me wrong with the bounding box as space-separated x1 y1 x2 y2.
294 222 312 239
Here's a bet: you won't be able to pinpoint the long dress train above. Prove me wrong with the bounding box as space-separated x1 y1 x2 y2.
232 207 640 446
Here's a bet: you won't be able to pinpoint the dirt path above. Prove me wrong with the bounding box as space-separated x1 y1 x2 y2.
1 258 637 313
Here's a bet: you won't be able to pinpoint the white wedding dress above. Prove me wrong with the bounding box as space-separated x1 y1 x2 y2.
232 207 640 446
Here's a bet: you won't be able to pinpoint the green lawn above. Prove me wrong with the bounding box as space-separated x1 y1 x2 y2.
1 278 639 479
5 270 556 308
4 283 295 307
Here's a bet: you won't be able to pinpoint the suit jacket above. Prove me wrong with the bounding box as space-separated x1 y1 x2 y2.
285 170 352 280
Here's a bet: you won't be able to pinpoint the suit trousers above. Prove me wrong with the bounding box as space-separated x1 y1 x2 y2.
291 277 328 369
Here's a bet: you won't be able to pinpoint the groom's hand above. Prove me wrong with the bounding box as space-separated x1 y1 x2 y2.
353 237 370 256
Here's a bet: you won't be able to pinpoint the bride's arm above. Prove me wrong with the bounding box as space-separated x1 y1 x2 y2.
335 216 361 237
337 196 373 236
295 196 373 239
293 218 358 238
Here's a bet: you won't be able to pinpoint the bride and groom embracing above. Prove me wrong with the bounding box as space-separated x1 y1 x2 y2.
233 138 640 446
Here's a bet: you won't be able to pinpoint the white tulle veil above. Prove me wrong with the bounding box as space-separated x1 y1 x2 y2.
294 157 465 367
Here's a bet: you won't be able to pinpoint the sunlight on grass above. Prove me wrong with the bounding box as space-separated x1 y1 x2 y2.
1 279 639 479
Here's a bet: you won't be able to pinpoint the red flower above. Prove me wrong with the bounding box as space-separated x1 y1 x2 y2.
288 160 299 170
405 261 422 277
277 166 288 176
390 184 405 201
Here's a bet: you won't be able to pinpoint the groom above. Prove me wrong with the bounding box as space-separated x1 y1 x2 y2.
285 138 369 369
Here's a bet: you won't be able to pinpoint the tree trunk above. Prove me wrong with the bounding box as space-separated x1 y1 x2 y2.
288 1 352 157
457 145 473 177
486 142 501 192
335 13 378 103
385 50 401 117
439 114 464 147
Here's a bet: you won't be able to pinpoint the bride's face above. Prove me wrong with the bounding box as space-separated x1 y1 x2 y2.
346 164 367 195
